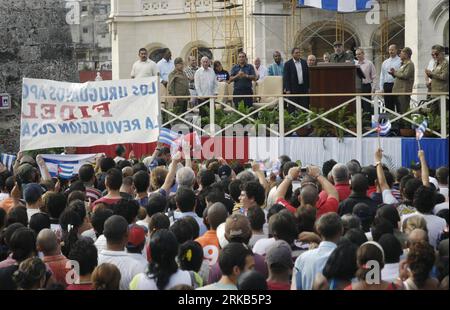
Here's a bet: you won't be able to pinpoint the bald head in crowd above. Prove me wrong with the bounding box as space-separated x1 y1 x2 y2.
36 228 59 256
332 163 349 184
207 202 229 230
408 228 429 246
300 185 319 206
122 166 134 178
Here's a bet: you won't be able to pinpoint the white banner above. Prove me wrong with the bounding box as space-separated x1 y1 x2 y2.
20 77 160 151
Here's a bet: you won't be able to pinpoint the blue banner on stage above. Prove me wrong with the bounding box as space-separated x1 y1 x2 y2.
401 138 448 169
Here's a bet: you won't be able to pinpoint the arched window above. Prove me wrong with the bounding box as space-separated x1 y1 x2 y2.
189 46 213 63
149 47 167 63
371 16 405 65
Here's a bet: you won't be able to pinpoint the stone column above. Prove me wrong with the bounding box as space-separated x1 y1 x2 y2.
246 0 287 66
404 0 442 102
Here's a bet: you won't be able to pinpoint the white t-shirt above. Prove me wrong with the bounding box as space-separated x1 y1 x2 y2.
81 228 97 242
252 237 276 256
131 59 159 78
438 186 448 199
113 156 126 163
98 250 147 290
248 233 267 249
382 189 399 205
401 212 447 248
127 252 149 267
129 269 191 290
136 219 149 229
95 234 107 253
433 202 449 215
26 208 40 221
266 186 278 209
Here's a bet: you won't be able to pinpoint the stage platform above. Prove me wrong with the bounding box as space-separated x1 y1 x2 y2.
77 137 448 169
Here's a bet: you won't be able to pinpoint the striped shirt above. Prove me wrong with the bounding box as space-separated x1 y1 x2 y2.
85 186 102 203
184 66 198 89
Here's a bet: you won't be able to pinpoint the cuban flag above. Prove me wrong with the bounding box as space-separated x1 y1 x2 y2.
298 0 372 12
57 163 75 179
416 119 428 141
158 128 180 148
39 154 97 180
377 118 391 136
0 153 16 172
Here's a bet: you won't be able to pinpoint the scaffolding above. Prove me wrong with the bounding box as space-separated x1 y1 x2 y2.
335 12 345 44
380 0 390 61
187 0 402 68
284 0 300 56
223 0 243 68
188 0 199 60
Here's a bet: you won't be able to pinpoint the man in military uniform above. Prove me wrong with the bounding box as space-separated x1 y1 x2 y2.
330 41 354 63
425 45 449 114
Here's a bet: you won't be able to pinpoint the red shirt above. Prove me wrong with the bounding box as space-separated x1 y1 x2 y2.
267 281 291 290
315 193 339 218
93 197 121 210
66 283 93 290
42 254 69 286
367 186 377 197
335 183 351 201
274 198 297 214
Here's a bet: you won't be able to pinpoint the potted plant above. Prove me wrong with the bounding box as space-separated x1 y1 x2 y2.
311 108 334 137
218 101 253 136
255 108 279 136
426 112 441 138
292 111 311 137
399 108 417 137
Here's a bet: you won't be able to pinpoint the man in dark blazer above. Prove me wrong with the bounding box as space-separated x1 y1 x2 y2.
283 47 310 113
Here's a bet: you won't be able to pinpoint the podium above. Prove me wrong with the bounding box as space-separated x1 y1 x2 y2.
309 63 361 112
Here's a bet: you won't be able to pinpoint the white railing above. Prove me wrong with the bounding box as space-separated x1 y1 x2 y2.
160 92 449 161
161 93 449 138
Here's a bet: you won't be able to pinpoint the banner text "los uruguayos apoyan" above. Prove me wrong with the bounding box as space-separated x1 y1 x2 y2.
20 82 159 138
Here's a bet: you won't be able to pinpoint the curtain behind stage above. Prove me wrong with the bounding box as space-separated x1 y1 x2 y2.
401 138 449 169
76 137 249 161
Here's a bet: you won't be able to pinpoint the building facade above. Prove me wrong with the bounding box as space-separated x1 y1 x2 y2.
110 0 449 95
70 0 112 71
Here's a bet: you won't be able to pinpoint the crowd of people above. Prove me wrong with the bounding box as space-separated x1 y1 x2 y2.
130 44 448 119
0 142 448 290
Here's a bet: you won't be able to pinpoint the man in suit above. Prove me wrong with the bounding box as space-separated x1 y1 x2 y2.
283 48 310 113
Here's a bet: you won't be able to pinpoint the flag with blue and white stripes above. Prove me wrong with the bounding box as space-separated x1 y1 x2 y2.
0 153 16 172
158 128 180 148
298 0 372 12
377 119 391 136
57 163 75 179
416 119 428 141
39 154 97 180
